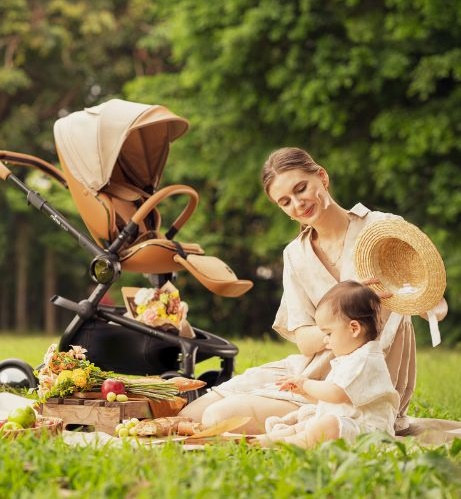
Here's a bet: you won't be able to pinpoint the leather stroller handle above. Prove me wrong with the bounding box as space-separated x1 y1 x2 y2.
131 184 199 233
0 160 11 181
0 150 67 185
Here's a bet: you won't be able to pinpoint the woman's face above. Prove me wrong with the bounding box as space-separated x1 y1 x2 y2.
268 169 330 225
315 303 361 357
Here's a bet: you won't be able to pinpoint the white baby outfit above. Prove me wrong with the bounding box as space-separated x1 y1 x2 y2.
265 341 400 442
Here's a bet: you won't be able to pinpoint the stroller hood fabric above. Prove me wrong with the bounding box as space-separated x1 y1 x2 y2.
53 99 189 193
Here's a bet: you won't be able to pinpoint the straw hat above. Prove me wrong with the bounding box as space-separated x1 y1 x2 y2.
354 219 446 315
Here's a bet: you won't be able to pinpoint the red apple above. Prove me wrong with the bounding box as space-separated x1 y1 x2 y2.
101 378 126 399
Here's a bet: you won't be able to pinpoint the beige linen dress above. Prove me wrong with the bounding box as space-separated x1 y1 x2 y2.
213 203 416 430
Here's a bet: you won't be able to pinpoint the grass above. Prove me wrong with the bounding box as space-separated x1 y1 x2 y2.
0 334 461 497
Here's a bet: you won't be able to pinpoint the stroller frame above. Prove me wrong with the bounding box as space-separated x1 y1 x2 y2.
0 101 249 396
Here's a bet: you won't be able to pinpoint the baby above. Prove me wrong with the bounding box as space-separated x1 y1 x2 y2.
255 280 399 448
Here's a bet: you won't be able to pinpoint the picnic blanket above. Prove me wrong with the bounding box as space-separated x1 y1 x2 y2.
1 393 460 446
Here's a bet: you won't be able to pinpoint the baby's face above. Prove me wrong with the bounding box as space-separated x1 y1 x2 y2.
315 304 357 356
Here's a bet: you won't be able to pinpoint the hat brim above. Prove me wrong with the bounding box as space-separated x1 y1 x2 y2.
354 219 446 315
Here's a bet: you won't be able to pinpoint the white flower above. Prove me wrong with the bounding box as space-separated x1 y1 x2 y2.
134 288 155 306
43 343 57 367
69 345 88 360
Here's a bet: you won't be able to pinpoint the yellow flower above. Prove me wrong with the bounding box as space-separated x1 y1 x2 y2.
136 304 147 315
72 368 89 388
56 370 73 384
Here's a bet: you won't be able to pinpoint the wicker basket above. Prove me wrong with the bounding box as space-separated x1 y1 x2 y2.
0 415 63 440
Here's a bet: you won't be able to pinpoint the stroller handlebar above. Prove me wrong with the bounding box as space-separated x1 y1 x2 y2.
0 150 67 186
131 184 199 236
0 160 10 181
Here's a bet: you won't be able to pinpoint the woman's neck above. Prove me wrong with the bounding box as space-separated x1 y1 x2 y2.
312 203 350 241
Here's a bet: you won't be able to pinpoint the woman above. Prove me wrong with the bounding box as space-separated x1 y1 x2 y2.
179 147 448 434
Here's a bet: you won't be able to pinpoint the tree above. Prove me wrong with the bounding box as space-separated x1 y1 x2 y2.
0 0 171 331
125 0 461 342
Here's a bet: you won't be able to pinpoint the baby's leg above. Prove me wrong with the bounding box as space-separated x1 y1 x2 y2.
284 415 340 448
201 395 298 434
256 420 307 446
258 415 340 449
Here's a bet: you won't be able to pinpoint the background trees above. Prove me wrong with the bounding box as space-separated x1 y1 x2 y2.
1 0 460 344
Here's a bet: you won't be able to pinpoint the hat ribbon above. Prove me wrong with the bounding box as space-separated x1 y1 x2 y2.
379 310 441 350
427 309 441 347
379 312 404 350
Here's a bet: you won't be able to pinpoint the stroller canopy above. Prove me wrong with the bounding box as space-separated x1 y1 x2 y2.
53 99 189 193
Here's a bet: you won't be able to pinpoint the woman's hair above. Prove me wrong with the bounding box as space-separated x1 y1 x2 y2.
261 147 321 199
317 281 381 341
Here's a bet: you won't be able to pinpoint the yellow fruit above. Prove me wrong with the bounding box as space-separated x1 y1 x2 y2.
106 392 117 402
118 427 129 438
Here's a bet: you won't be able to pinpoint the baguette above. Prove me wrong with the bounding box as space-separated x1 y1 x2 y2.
167 377 207 392
135 416 193 437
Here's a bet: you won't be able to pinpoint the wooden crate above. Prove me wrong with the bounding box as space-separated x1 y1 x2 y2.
40 396 186 435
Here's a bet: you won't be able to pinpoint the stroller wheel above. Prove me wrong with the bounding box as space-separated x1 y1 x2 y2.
0 358 38 389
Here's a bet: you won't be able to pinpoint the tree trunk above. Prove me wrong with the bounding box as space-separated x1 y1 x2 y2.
44 246 57 335
0 280 9 329
15 219 29 331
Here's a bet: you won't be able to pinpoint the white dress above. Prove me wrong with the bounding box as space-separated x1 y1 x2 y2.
213 203 416 425
265 341 400 441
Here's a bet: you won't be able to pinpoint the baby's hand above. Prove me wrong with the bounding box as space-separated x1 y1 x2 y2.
276 375 305 394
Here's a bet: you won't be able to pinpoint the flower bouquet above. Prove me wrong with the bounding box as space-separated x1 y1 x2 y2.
122 281 194 337
35 344 179 403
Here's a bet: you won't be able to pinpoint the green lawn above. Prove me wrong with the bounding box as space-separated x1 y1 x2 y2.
1 334 460 498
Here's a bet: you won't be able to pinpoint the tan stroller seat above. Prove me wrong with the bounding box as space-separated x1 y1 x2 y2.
53 99 252 297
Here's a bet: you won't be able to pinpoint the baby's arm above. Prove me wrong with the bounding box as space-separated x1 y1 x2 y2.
278 376 350 404
302 379 350 404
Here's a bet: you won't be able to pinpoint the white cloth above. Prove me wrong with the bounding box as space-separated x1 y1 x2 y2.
0 393 36 420
266 341 400 441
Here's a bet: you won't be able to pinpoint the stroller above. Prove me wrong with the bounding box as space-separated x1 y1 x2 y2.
0 99 253 398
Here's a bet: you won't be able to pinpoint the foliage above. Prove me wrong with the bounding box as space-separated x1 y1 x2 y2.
0 0 171 332
125 0 461 340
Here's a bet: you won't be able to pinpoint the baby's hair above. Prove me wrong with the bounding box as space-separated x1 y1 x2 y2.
317 280 381 341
